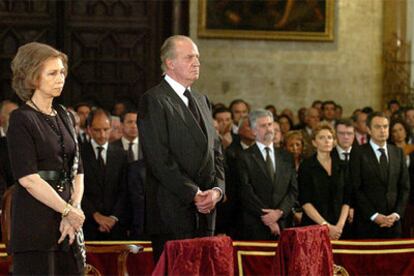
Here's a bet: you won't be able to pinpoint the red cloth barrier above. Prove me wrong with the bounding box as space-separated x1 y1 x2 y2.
152 236 234 276
274 225 334 275
2 239 414 275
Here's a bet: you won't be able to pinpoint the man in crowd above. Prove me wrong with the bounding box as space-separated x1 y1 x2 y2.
229 99 249 135
301 107 320 158
238 109 298 240
81 109 128 240
109 115 123 142
352 112 410 238
75 102 92 145
216 116 255 238
353 110 369 146
0 100 18 137
404 107 414 143
138 35 225 262
213 107 234 149
321 100 336 127
112 109 140 162
333 118 356 237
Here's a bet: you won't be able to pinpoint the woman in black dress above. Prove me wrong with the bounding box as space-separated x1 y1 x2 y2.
298 123 350 240
7 42 85 275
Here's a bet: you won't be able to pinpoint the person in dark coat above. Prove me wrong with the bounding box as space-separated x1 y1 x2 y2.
298 123 351 240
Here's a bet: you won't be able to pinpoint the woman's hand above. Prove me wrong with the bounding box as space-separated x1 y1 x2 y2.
65 207 85 231
328 224 342 240
58 217 76 245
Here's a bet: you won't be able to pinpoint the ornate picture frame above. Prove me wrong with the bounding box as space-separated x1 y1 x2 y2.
198 0 334 41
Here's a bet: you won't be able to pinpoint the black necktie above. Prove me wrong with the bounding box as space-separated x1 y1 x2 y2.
127 142 135 162
378 148 388 180
343 152 350 162
97 146 106 180
184 89 201 125
265 147 275 182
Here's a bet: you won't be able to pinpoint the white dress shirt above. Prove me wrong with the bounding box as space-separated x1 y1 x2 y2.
256 141 276 171
165 74 190 107
91 139 108 164
336 145 351 161
121 136 139 161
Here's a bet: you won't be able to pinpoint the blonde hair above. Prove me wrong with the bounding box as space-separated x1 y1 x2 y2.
11 42 68 101
312 123 336 140
284 130 304 145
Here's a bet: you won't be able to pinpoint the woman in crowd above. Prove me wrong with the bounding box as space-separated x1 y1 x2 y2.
278 114 293 141
284 130 304 172
7 42 85 274
273 121 282 148
298 123 350 240
389 118 414 237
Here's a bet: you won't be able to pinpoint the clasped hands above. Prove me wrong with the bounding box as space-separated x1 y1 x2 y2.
194 189 221 214
374 213 399 228
58 205 85 245
262 209 283 236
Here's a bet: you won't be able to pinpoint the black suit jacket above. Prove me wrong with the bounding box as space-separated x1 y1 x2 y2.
351 143 410 238
81 142 128 239
138 79 225 236
238 144 298 240
0 137 13 199
298 154 351 227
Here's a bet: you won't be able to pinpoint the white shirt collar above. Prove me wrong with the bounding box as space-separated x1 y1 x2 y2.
256 141 274 153
165 74 191 106
121 136 138 148
369 139 388 160
91 139 108 151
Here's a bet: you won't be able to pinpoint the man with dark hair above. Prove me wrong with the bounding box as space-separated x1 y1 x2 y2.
321 100 336 127
112 110 140 162
404 107 414 143
138 35 225 262
388 99 401 115
351 111 410 238
352 111 369 146
213 107 233 149
333 118 356 237
75 102 92 144
229 99 249 134
238 109 298 240
81 108 128 240
301 107 320 158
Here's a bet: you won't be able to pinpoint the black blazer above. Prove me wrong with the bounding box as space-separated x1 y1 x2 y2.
238 144 298 240
298 153 351 226
0 137 13 197
138 79 225 236
351 143 410 238
81 142 128 222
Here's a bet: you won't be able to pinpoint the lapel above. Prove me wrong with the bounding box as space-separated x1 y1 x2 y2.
162 80 207 149
251 144 273 183
104 145 115 185
84 143 103 188
386 144 396 186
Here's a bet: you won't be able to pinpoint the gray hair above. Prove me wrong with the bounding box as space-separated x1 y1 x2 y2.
160 35 193 73
249 109 273 130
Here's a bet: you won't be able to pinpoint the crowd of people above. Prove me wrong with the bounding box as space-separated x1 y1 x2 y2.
0 36 413 273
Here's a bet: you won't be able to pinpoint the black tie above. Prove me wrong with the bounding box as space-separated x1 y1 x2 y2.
265 147 275 182
97 146 106 180
184 89 201 125
343 152 350 162
127 142 135 162
378 148 388 181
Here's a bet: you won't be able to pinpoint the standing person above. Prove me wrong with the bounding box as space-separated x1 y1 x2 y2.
238 109 298 240
352 112 410 238
138 35 225 262
298 123 350 240
112 109 141 162
7 42 85 275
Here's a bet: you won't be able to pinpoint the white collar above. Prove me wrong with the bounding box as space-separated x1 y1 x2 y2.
91 139 108 151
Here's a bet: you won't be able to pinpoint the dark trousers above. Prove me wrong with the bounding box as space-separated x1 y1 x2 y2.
13 250 81 275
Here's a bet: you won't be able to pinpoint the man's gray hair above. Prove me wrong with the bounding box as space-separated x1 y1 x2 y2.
249 109 274 129
160 35 192 73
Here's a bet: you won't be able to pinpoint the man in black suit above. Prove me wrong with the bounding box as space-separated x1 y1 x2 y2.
216 116 255 238
81 108 128 240
111 109 142 162
238 109 298 240
352 112 410 238
138 35 225 262
333 118 356 238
